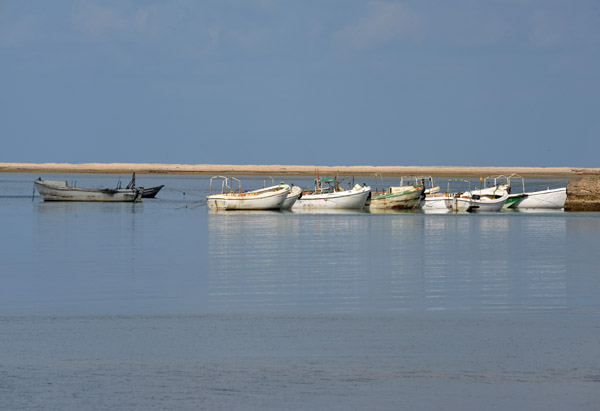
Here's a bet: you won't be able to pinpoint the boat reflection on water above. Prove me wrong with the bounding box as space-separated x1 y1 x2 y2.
367 208 420 214
35 201 141 214
288 208 369 215
207 209 284 215
207 211 432 312
207 208 369 215
502 207 565 214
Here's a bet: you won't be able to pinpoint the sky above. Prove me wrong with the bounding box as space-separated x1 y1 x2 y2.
1 0 599 167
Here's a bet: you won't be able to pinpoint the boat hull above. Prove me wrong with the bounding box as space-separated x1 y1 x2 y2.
419 195 454 213
142 185 165 198
294 186 371 209
455 194 507 212
507 187 566 209
281 186 302 210
368 186 423 210
206 185 290 210
35 180 142 202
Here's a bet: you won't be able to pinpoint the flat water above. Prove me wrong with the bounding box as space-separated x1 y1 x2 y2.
1 173 599 410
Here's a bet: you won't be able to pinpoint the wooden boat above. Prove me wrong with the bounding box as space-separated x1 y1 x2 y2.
121 173 165 199
367 175 424 210
141 185 165 198
293 177 371 210
368 185 423 210
281 185 302 210
206 176 290 210
34 178 143 202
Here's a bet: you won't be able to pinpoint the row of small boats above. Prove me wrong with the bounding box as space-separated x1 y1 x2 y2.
32 173 568 212
205 175 427 211
205 174 568 212
413 175 567 213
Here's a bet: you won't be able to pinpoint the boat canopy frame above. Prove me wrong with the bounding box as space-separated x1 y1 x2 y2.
209 176 242 195
372 173 426 194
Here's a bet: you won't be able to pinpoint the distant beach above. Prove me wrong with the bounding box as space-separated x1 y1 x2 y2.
1 162 598 178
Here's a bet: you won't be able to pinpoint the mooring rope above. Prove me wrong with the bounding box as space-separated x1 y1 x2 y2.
163 187 205 197
175 199 206 210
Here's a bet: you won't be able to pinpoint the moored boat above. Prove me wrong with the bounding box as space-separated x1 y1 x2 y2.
294 177 371 209
206 176 290 210
420 192 455 213
455 191 508 212
142 185 165 198
367 175 424 210
507 187 566 209
123 173 164 199
500 175 566 209
454 179 508 212
34 178 143 202
281 185 302 210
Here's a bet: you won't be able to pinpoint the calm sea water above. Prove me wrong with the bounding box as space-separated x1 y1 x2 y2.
1 173 599 410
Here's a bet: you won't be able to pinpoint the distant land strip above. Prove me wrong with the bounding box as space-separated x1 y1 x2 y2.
1 163 599 178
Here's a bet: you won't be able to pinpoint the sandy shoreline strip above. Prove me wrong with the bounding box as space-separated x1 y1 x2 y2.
1 162 599 178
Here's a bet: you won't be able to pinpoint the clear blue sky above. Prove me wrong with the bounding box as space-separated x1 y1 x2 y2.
1 1 598 167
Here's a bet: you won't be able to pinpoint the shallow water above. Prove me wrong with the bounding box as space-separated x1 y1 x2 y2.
1 173 598 410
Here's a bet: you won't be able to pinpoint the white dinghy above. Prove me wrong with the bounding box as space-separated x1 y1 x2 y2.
508 187 567 209
294 177 371 210
419 193 455 213
455 192 508 212
206 176 290 211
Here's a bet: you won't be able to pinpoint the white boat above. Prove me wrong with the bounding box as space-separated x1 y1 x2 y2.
34 178 143 202
507 187 566 209
420 192 455 213
454 178 508 212
455 191 508 212
367 175 424 210
281 185 302 210
419 177 451 212
293 177 371 209
206 176 290 210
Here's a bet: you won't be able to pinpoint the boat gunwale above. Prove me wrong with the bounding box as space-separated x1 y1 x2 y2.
371 187 423 200
206 185 290 201
299 186 371 201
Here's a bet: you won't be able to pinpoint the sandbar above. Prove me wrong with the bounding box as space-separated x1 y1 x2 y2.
1 162 599 178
